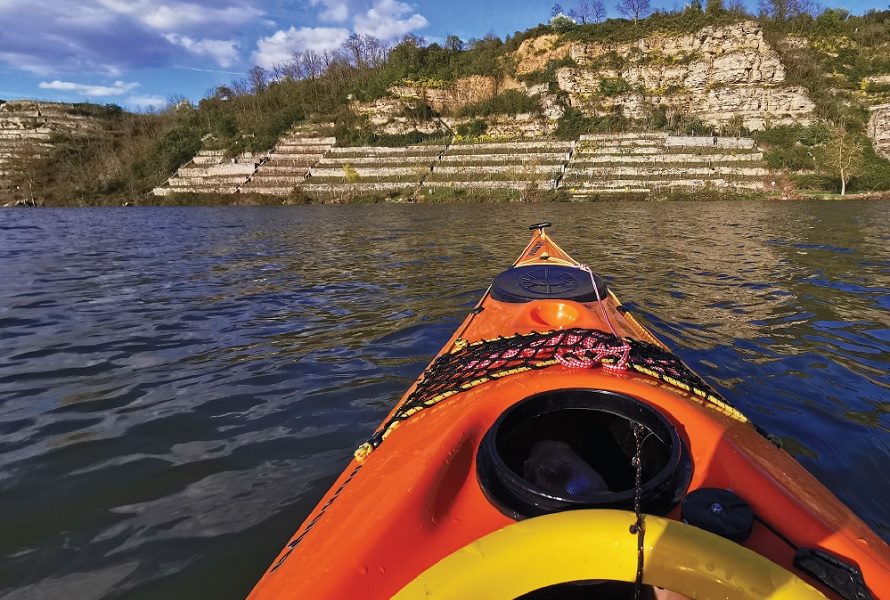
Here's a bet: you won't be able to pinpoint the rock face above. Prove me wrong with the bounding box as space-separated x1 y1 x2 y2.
361 22 816 138
869 104 890 161
388 75 505 115
349 97 447 135
0 100 112 202
550 21 815 130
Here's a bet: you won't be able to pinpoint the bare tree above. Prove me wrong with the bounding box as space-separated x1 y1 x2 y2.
302 50 325 80
570 0 607 23
569 0 593 23
165 94 189 111
364 35 389 69
272 59 297 82
727 0 747 16
248 66 269 94
591 0 608 22
758 0 800 21
821 127 864 195
617 0 651 22
342 33 366 68
796 0 822 17
340 33 388 69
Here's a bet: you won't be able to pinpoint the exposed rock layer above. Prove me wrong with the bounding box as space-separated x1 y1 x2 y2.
869 104 890 161
371 22 820 139
0 100 111 202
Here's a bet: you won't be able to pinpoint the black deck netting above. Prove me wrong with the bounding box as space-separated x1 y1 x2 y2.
355 328 743 461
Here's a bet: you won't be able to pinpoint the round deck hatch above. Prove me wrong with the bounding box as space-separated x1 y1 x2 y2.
491 266 608 303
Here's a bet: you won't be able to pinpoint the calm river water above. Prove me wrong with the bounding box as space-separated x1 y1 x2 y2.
0 201 888 599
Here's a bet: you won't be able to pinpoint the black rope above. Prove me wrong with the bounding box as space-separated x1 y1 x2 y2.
269 463 363 572
629 423 646 600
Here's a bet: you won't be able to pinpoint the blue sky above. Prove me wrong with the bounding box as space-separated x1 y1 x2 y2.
0 0 885 112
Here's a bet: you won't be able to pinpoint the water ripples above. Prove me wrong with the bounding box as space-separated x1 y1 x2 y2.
0 201 887 598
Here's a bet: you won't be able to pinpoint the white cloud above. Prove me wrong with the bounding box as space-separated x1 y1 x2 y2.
353 0 427 41
127 95 168 110
38 80 140 97
308 0 350 22
95 0 261 32
252 26 350 69
165 34 239 68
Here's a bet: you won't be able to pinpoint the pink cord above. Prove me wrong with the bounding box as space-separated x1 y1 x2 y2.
564 264 630 372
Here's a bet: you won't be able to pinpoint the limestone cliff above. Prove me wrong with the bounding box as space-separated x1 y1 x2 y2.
373 22 817 138
869 105 890 161
0 100 115 202
534 21 814 130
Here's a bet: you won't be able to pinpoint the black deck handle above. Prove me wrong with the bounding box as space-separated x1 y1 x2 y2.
528 222 552 231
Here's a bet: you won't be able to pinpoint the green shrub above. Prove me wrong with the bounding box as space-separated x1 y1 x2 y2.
755 125 808 147
791 173 835 190
457 90 542 118
764 146 816 170
598 77 632 96
550 14 577 33
554 107 629 139
456 119 488 137
336 126 448 147
756 125 833 172
669 112 707 135
848 145 890 192
66 103 125 119
399 100 438 121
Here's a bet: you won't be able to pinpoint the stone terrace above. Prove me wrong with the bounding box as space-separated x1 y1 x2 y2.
149 129 770 201
423 141 574 193
151 126 336 196
239 128 335 195
560 133 768 197
300 144 445 201
152 149 263 196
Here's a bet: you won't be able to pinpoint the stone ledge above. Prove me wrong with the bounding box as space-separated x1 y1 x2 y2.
301 182 414 192
433 164 562 175
439 152 568 163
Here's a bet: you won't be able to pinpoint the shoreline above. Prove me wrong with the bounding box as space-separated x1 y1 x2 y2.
5 189 890 207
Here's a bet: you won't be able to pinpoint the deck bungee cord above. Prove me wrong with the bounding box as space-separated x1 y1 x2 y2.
355 327 744 462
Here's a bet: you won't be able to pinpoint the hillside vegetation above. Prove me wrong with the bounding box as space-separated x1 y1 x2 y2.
5 3 890 205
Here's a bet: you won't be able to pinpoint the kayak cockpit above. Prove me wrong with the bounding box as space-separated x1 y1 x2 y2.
476 388 692 519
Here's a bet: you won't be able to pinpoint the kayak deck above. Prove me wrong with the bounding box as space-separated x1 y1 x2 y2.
249 223 889 600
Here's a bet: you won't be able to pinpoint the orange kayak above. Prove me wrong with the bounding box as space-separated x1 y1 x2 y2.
249 223 889 599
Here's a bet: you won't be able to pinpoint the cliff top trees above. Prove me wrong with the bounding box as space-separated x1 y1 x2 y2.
617 0 652 23
569 0 607 24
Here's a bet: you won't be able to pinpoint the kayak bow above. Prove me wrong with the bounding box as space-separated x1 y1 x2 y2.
249 223 889 600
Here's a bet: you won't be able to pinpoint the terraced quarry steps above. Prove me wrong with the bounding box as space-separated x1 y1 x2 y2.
152 128 336 196
425 141 574 193
152 150 262 195
240 133 335 195
562 133 767 197
152 131 768 200
301 145 445 200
